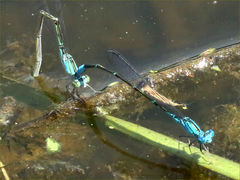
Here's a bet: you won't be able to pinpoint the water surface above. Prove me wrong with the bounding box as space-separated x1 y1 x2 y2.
0 1 239 179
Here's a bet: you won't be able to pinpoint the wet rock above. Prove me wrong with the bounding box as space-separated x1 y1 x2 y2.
0 96 21 138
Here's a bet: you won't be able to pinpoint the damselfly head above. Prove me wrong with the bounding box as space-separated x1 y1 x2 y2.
82 75 90 84
72 75 90 88
198 129 214 144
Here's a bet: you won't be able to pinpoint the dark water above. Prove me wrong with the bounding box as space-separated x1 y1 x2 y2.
1 1 239 88
0 1 239 179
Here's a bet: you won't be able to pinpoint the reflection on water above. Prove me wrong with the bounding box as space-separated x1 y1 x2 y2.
0 1 239 179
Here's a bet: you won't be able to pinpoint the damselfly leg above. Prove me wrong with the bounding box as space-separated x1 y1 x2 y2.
178 135 209 153
200 143 209 153
178 135 198 153
85 84 102 94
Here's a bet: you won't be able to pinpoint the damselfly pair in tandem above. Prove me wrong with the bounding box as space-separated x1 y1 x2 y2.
33 10 214 152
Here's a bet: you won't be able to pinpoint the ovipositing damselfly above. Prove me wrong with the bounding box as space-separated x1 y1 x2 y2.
32 10 214 151
105 49 214 152
33 10 185 101
33 10 97 93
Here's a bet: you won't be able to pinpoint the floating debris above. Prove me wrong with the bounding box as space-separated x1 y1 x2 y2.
148 76 155 88
149 70 158 74
194 57 209 69
200 48 216 56
108 126 114 129
46 137 61 153
211 65 221 72
107 81 119 87
166 72 175 78
185 70 194 77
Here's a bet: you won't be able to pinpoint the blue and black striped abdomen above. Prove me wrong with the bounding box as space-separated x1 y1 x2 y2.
181 117 203 137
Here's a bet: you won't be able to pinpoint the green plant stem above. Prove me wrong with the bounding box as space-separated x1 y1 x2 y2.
101 112 240 179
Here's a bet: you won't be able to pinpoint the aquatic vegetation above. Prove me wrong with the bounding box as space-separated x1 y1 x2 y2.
210 65 221 72
46 137 61 153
